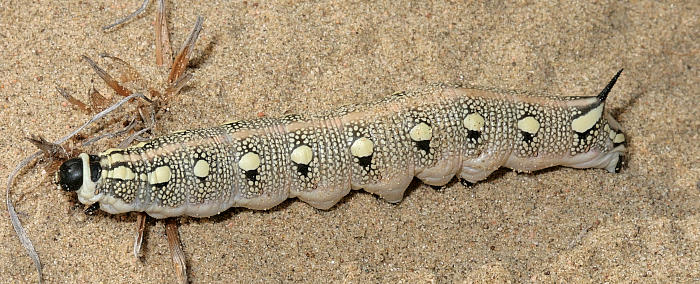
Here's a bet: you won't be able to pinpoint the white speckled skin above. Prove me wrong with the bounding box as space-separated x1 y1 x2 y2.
69 77 626 219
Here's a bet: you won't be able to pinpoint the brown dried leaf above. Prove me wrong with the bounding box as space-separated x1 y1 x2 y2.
25 135 68 159
56 87 89 113
82 55 133 97
168 16 203 84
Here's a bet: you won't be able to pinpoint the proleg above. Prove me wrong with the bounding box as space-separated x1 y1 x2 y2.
56 70 626 219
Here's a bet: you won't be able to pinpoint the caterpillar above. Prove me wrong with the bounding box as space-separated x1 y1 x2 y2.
56 70 626 219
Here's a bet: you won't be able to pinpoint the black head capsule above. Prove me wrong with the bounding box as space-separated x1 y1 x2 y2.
56 155 102 191
57 157 83 191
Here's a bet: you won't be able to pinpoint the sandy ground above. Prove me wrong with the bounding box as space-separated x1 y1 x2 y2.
1 1 698 283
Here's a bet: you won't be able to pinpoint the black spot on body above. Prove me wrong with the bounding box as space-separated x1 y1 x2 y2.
522 131 534 143
245 169 259 182
357 155 373 169
467 130 481 140
414 140 431 153
295 164 310 177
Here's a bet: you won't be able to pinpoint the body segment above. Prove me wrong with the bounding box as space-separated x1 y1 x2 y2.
58 72 626 218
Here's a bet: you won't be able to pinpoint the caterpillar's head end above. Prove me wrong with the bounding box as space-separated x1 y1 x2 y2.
57 157 84 191
56 154 102 203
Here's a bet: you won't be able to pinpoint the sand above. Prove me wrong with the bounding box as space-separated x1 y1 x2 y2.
1 1 698 282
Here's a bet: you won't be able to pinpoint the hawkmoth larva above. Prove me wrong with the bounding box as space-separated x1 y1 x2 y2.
56 70 626 218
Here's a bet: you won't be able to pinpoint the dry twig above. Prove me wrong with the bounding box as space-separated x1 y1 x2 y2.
166 219 188 284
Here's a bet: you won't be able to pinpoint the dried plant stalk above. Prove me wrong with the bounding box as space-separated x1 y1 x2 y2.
133 213 147 258
155 0 173 67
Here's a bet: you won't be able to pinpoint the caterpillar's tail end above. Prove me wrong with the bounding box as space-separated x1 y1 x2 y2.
601 69 625 173
597 69 623 102
596 69 626 173
563 69 627 174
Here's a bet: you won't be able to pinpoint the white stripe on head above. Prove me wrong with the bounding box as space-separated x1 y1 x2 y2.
77 153 101 205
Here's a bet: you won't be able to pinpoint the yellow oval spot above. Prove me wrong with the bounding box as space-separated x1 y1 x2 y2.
572 104 604 133
517 116 540 134
194 160 210 178
613 133 625 144
148 166 172 184
290 145 313 165
350 137 374 158
409 122 432 142
463 113 485 131
239 152 261 171
111 166 135 180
